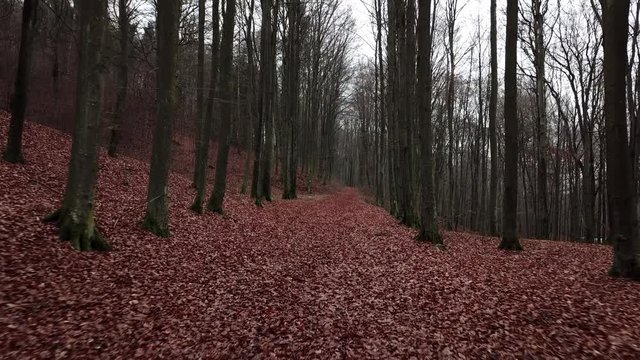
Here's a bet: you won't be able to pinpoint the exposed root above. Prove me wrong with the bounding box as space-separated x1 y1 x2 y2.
141 215 170 238
45 207 111 251
498 237 523 251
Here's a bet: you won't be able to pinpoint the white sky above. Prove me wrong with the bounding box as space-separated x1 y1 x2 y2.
349 0 499 65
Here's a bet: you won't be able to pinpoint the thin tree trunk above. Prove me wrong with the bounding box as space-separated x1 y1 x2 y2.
191 0 220 213
208 0 237 214
488 0 499 236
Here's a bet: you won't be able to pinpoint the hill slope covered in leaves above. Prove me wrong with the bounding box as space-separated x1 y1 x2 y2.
1 115 640 358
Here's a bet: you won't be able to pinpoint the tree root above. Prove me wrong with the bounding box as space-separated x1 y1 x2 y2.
498 237 523 251
141 215 170 238
44 208 111 251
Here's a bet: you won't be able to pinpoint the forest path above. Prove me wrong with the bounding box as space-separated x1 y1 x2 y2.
2 117 640 358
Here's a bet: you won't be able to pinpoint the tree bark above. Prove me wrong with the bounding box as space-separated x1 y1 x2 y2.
417 0 442 244
107 0 130 157
488 0 499 236
208 0 237 214
191 0 221 213
45 0 111 251
142 0 181 236
499 0 523 250
602 0 640 278
4 0 39 164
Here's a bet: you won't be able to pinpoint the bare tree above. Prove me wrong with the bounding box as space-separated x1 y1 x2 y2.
499 0 523 250
45 0 111 251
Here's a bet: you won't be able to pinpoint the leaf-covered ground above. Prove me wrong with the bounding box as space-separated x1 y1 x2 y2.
1 114 640 359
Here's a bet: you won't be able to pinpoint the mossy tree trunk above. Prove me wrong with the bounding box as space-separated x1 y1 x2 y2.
4 0 39 164
602 0 640 279
207 0 237 214
45 0 111 251
191 0 220 214
499 0 523 251
417 0 442 245
142 0 181 236
107 0 130 157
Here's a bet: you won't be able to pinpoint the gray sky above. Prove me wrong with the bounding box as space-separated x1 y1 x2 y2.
349 0 497 64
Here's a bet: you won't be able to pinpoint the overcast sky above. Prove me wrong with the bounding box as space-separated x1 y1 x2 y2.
348 0 498 64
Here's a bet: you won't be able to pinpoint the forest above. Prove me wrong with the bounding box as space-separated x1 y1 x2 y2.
1 0 640 357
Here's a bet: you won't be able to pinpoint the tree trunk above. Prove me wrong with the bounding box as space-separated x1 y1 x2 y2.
283 0 303 200
499 0 522 250
45 0 110 251
533 0 549 239
4 0 39 164
602 0 640 278
191 0 207 184
417 0 442 244
207 0 237 214
488 0 499 236
191 0 220 213
107 0 130 158
142 0 181 236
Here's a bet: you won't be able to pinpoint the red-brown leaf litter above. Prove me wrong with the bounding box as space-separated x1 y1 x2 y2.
2 113 640 358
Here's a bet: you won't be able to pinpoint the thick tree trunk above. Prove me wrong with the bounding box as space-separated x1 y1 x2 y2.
107 0 130 158
142 0 181 236
499 0 522 251
417 0 442 244
4 0 39 164
45 0 110 251
602 0 640 279
191 0 220 213
207 0 237 214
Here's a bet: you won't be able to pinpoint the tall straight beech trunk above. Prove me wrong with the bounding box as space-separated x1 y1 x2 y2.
282 0 303 200
488 0 498 236
191 0 220 213
142 0 181 236
45 0 110 251
602 0 640 279
4 0 39 164
261 0 279 202
252 0 272 204
499 0 522 250
191 0 207 185
241 0 256 195
107 0 130 157
207 0 237 214
417 0 442 244
533 0 549 239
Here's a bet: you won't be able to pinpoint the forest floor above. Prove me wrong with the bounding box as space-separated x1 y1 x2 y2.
2 114 640 359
